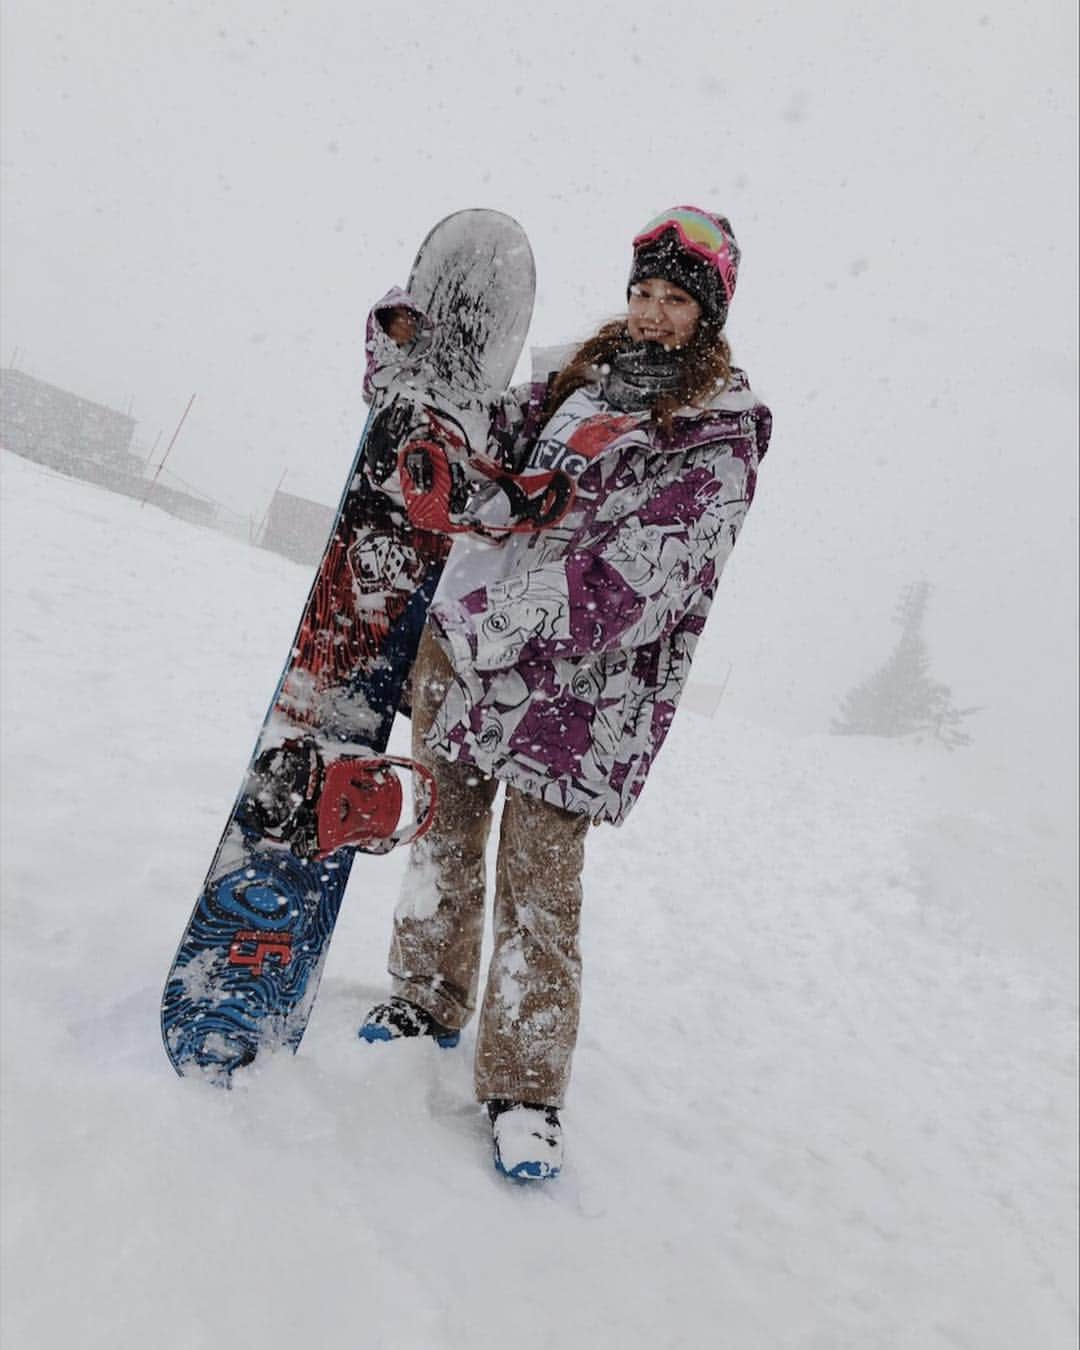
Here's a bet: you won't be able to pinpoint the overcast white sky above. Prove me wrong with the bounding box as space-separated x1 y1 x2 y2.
2 0 1077 772
3 2 1074 500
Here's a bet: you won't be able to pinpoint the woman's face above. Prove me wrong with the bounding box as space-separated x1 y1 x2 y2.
626 278 701 349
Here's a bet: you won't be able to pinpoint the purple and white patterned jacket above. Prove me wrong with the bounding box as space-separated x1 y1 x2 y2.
364 293 772 825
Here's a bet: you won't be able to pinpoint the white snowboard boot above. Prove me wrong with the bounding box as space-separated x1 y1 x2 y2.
487 1100 562 1181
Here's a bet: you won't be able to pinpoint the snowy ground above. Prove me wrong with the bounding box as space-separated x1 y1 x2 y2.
1 447 1076 1349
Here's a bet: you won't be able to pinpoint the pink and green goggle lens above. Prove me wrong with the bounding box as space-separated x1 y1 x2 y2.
632 207 736 301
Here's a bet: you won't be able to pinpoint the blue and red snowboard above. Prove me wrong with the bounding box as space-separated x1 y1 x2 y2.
161 210 535 1083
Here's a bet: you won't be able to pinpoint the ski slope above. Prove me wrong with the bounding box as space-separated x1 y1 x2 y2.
0 446 1075 1349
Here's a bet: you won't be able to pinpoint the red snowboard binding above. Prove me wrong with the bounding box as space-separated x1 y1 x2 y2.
398 439 573 538
244 738 437 859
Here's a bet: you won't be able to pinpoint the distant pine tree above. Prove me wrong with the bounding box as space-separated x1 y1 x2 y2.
832 582 976 749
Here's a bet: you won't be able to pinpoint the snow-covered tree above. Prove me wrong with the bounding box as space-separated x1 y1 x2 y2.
832 582 976 749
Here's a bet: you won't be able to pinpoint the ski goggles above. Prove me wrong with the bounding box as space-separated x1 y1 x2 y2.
632 207 737 302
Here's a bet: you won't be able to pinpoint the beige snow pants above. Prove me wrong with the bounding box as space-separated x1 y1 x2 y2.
388 626 590 1108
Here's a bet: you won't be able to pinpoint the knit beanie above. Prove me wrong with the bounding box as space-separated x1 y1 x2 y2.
628 208 740 328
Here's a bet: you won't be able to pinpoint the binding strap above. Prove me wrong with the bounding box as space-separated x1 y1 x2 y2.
316 753 437 857
244 738 437 858
398 440 574 538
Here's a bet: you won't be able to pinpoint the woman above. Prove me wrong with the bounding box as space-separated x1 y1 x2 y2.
360 207 772 1181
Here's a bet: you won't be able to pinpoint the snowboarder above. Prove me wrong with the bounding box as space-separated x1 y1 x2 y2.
360 207 773 1180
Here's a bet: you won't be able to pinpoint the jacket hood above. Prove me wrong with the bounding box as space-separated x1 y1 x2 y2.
371 287 429 329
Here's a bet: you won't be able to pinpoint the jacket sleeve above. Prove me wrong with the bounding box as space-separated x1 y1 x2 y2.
362 287 429 404
428 433 765 673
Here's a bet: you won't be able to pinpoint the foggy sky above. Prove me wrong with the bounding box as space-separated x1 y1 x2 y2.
2 0 1077 801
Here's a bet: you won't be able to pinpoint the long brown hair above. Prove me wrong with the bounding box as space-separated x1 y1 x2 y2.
544 316 733 435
